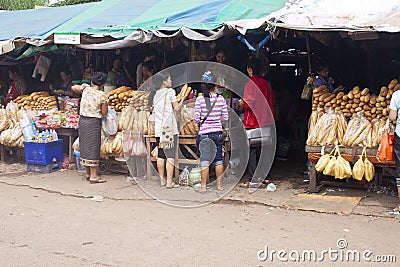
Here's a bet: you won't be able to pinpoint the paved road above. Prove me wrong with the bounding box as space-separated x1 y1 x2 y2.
0 180 398 266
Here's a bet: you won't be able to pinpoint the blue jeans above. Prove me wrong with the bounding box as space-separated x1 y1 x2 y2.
197 131 224 167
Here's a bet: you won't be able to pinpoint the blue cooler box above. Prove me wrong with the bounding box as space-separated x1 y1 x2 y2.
23 140 63 165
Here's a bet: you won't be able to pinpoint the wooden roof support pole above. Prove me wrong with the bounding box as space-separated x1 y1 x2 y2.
306 32 312 76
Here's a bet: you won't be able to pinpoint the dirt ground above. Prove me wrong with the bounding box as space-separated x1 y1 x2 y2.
0 157 399 266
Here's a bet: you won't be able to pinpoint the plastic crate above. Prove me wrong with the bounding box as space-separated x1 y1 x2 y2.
23 140 63 165
27 161 62 173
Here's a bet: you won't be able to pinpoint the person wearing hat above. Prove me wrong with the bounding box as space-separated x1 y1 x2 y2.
193 72 229 193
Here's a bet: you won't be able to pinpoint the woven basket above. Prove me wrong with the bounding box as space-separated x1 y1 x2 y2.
308 153 353 163
308 153 321 162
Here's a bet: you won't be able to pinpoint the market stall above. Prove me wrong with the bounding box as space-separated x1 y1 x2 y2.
0 89 80 164
306 79 398 192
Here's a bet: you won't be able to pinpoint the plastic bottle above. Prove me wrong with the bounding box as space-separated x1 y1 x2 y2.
51 130 58 141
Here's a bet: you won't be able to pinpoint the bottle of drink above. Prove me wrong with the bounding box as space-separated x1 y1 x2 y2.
51 130 58 141
193 90 197 101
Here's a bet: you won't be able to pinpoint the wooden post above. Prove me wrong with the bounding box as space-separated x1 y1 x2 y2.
309 159 318 193
306 33 312 76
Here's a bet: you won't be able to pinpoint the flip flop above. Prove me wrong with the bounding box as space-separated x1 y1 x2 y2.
89 177 106 184
216 186 224 191
194 188 207 194
166 182 180 189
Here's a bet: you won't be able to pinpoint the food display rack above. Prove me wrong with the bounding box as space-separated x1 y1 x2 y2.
145 135 230 180
306 145 396 193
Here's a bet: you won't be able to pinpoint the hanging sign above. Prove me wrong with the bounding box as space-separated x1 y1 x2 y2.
54 32 80 44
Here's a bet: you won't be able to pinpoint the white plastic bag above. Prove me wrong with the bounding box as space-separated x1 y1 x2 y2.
102 107 118 136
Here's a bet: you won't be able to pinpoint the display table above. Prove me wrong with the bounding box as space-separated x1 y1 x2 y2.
306 145 396 193
55 128 78 161
145 135 230 179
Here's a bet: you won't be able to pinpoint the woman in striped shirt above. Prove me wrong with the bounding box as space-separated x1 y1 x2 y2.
193 79 229 193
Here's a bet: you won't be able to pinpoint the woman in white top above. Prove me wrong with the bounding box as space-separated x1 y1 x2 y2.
152 72 179 188
71 72 108 183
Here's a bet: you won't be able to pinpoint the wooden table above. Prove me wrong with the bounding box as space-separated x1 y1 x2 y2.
55 127 78 160
145 135 230 180
306 145 396 193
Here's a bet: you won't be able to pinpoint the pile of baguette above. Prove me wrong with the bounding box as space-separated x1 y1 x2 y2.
308 109 388 148
312 79 399 121
107 86 150 112
13 92 57 110
100 132 123 159
176 84 192 104
118 107 149 134
179 103 199 136
307 110 347 146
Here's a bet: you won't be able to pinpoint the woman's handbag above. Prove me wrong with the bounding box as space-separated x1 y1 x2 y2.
159 91 175 149
246 126 273 147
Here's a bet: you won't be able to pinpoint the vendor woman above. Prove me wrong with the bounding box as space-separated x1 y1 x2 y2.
50 69 74 97
6 67 27 104
72 72 108 184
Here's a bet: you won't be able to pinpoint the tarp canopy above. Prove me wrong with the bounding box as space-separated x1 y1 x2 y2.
231 0 400 33
0 3 95 41
47 0 286 37
0 0 287 53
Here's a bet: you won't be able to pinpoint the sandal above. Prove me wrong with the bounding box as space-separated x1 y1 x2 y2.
195 187 207 194
166 182 180 189
89 177 107 184
160 177 167 186
239 182 249 188
249 182 259 188
216 186 224 191
83 174 90 181
393 206 400 212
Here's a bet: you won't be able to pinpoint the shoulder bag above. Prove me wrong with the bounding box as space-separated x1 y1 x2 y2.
200 95 218 126
159 91 175 149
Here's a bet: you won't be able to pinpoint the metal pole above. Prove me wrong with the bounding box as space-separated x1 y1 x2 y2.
306 33 312 75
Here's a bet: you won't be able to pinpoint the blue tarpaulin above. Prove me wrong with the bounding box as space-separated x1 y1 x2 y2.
0 3 95 41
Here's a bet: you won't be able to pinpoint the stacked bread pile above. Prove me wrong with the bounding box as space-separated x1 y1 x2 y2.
13 92 57 110
179 103 199 136
100 132 123 159
312 79 400 122
107 86 132 111
129 91 150 111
